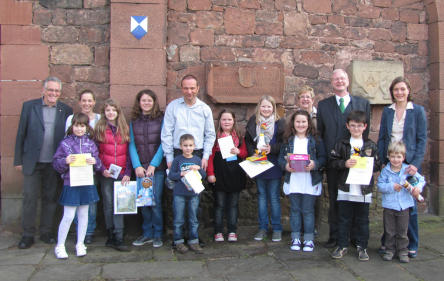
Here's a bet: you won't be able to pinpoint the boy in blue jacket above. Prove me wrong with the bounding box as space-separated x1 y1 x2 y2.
377 141 425 263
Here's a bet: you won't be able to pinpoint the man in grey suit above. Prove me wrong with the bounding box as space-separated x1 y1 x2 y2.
14 77 72 249
317 69 371 248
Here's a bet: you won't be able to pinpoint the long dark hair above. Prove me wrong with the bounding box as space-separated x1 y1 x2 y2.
94 99 130 143
131 89 163 120
283 110 316 141
67 112 94 138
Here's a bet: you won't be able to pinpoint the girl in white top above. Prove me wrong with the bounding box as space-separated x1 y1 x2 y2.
278 110 326 252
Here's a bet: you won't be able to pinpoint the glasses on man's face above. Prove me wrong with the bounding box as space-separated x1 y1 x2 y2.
46 88 60 93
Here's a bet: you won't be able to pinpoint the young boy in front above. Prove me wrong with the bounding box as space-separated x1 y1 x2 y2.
168 134 206 254
377 141 425 263
329 111 380 261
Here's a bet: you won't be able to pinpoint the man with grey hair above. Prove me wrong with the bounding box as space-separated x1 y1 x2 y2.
317 69 371 249
14 77 72 249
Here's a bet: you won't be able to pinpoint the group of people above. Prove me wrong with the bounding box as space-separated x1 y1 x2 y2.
13 69 427 264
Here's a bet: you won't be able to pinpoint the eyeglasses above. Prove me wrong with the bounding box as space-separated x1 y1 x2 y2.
46 88 60 93
299 95 312 100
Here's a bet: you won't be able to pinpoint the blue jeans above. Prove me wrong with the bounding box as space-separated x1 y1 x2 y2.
214 191 240 234
289 193 316 241
408 202 419 251
256 178 282 231
140 171 165 239
173 195 200 245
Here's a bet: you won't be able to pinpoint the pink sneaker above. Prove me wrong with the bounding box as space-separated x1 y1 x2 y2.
214 233 224 242
228 232 238 242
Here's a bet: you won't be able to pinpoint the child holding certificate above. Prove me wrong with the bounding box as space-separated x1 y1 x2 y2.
329 111 380 261
207 110 247 242
52 113 102 259
278 110 326 252
95 99 132 251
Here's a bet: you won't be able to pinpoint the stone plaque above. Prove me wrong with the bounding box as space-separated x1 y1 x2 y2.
348 60 404 105
207 64 284 104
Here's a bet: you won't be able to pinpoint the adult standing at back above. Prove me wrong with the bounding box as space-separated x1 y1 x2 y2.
377 76 427 258
64 90 101 244
161 74 216 170
14 76 73 249
317 69 371 248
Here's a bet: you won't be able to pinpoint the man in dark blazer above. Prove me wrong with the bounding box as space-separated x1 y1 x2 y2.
317 69 371 248
14 77 72 249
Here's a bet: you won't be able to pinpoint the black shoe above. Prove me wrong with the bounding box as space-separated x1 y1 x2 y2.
111 239 130 252
105 229 114 247
18 236 34 249
84 235 93 244
324 238 337 248
40 233 56 244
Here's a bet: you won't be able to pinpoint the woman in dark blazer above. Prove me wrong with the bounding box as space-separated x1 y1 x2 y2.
377 76 427 258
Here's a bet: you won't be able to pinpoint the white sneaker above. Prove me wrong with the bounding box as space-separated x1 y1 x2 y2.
227 232 238 242
290 238 301 251
55 245 68 259
303 240 314 252
214 233 224 242
76 244 87 257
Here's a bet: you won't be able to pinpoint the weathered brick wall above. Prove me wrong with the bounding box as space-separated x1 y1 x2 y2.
33 0 110 111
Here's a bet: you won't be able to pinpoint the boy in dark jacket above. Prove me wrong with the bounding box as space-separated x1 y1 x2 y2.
329 111 380 261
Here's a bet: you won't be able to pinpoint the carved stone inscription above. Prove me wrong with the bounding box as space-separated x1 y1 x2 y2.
207 64 284 103
348 60 404 105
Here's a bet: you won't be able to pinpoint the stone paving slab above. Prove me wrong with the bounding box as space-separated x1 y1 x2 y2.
226 269 295 281
102 261 206 280
206 255 285 277
401 258 444 281
288 265 358 281
0 247 45 265
31 263 101 281
0 265 35 281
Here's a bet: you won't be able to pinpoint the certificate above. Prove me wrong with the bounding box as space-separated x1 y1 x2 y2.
69 153 94 187
346 156 374 185
181 170 205 194
217 136 236 159
239 160 274 178
114 181 137 214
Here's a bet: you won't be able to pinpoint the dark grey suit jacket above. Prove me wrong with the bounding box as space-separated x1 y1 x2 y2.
14 98 72 175
317 95 371 156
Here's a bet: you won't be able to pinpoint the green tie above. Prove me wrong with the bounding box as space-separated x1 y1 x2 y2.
339 98 345 113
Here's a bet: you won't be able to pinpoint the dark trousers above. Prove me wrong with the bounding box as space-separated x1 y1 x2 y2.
22 162 58 237
337 201 369 249
214 191 240 234
326 168 339 240
383 208 409 256
100 176 124 239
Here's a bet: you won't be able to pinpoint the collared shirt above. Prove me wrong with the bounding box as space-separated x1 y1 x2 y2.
335 94 350 110
39 98 57 162
161 97 216 163
388 102 414 143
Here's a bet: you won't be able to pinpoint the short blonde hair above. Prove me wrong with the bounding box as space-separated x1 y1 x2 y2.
255 95 280 122
388 141 406 157
298 85 315 99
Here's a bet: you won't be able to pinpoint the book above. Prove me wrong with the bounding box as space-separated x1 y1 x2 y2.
288 154 310 172
136 176 155 207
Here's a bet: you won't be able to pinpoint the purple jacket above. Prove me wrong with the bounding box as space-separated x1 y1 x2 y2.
53 135 103 186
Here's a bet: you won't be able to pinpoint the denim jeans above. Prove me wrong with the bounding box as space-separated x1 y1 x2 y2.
100 176 124 239
289 193 316 241
173 195 200 244
337 201 370 249
408 202 419 251
140 171 165 239
256 178 282 231
214 191 240 234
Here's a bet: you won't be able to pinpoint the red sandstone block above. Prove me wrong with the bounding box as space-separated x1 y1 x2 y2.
373 0 391 7
188 0 212 10
430 90 444 115
284 12 308 36
428 22 444 64
239 0 261 9
332 0 357 15
33 6 52 26
95 45 110 66
393 0 420 8
310 15 327 25
243 36 265 48
426 1 440 24
50 44 93 65
256 22 283 35
224 8 255 35
50 65 73 83
381 8 399 20
111 0 164 3
327 15 344 26
391 22 407 42
368 28 391 41
52 9 68 25
280 36 313 49
110 85 166 111
0 25 40 45
1 116 19 158
201 47 235 62
79 27 106 43
110 48 166 85
0 81 43 116
190 29 214 46
169 0 187 11
300 50 333 65
407 23 428 40
430 111 444 140
73 66 108 83
1 45 49 81
196 11 223 28
1 157 24 195
400 9 420 23
41 26 79 43
429 63 444 92
303 0 331 13
84 0 108 8
357 6 381 19
168 22 190 45
0 0 32 25
418 40 428 56
111 3 165 49
275 0 297 11
252 48 281 63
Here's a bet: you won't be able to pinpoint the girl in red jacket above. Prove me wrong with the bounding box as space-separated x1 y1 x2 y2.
95 99 131 251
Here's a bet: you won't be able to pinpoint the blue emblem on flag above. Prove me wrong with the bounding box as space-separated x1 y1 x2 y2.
131 16 148 40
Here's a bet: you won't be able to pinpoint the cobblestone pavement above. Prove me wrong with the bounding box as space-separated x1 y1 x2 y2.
1 215 443 281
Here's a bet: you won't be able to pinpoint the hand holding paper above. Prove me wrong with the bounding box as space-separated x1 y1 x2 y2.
218 136 236 159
